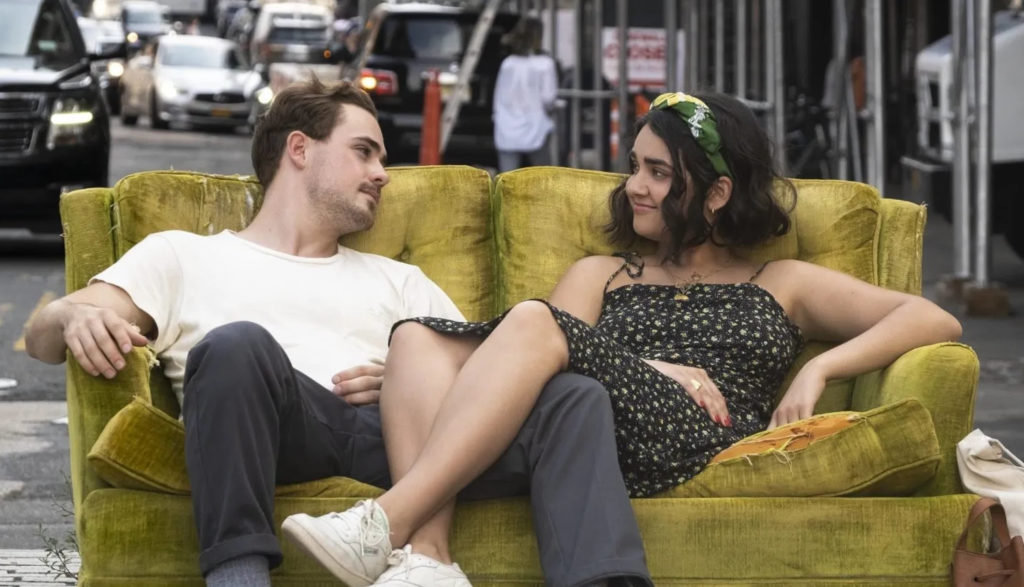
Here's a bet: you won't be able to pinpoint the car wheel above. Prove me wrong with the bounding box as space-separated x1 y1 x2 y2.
91 159 110 188
107 91 121 116
150 92 169 130
121 102 138 126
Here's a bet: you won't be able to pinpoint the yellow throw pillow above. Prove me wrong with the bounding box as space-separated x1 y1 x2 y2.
659 398 940 498
87 398 384 498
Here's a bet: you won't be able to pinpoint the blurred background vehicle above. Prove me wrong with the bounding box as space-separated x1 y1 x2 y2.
0 0 117 234
77 16 126 113
157 0 203 23
121 0 171 53
119 34 268 131
249 2 331 70
342 3 519 163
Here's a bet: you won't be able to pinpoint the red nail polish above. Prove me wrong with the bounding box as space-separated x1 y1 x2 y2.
725 416 733 427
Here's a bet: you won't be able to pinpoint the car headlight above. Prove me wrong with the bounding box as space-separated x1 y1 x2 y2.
255 86 273 105
126 32 139 44
107 61 125 78
47 96 99 149
157 78 184 100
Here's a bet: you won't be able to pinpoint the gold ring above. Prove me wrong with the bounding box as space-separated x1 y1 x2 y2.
690 379 702 392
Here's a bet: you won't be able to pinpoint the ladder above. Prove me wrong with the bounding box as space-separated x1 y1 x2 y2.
438 0 503 152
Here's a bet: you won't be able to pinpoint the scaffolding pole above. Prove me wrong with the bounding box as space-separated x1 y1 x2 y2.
952 0 973 279
974 0 993 286
736 0 747 98
666 0 679 91
864 0 886 188
616 0 629 171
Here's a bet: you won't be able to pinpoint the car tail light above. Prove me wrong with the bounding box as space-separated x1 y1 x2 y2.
359 69 398 96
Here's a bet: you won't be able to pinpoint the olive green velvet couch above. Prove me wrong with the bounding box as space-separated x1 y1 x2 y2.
60 165 981 586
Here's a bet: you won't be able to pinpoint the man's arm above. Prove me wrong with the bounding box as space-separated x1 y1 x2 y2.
25 282 153 378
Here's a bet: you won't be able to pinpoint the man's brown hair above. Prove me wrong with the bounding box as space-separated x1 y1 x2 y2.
251 77 377 188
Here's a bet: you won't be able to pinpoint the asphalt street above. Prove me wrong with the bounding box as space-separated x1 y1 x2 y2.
0 118 1021 556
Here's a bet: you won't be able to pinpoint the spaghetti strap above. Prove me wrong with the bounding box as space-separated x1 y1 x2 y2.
748 261 770 282
604 252 645 293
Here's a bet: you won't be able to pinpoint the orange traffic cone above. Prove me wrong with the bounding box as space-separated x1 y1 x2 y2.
634 94 651 117
610 98 619 161
419 70 442 165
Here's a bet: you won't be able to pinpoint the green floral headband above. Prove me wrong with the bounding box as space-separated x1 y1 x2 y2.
650 92 733 179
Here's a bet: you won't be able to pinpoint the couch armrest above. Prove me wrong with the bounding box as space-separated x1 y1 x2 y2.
850 342 979 496
66 347 156 535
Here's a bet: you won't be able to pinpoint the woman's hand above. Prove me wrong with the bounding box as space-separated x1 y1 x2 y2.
643 359 731 426
769 362 827 429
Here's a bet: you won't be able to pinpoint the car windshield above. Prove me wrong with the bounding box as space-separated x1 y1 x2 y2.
0 0 80 68
377 16 462 60
125 8 163 24
268 25 326 44
160 43 241 68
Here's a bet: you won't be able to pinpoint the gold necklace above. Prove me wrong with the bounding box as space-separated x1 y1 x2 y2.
667 265 732 301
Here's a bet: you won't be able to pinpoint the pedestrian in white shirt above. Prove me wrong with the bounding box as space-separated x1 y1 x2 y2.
493 17 558 172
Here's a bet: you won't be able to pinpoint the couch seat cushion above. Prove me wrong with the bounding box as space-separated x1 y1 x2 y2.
77 489 982 585
663 398 940 498
88 398 384 497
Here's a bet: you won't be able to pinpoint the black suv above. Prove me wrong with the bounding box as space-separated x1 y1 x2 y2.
342 4 518 163
0 0 116 233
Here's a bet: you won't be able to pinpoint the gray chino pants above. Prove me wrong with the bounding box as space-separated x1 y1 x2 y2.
182 321 652 587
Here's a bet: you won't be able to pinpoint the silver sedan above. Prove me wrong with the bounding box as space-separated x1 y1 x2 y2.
119 35 272 131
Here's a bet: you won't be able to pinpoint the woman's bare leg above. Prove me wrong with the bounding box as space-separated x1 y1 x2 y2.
379 322 479 562
377 301 570 546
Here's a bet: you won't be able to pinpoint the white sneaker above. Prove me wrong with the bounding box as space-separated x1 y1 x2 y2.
281 500 392 587
373 545 472 586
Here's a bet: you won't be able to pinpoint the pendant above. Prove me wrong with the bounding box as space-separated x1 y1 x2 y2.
674 292 689 301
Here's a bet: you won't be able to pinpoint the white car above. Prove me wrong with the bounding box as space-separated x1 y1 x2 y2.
119 35 271 130
249 2 332 68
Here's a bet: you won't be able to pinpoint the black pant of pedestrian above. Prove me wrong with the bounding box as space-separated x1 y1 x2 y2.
182 321 652 587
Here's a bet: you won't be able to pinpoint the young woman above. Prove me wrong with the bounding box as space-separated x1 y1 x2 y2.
284 92 962 587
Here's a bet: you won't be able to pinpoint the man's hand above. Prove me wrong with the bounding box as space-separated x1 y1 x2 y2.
62 301 149 379
331 363 385 405
643 359 731 427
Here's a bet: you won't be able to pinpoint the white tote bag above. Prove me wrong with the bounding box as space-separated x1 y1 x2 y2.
956 429 1024 538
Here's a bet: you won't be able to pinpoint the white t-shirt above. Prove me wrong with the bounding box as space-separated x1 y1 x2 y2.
492 53 558 152
92 230 464 407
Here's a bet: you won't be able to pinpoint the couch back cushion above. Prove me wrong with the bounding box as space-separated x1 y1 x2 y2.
108 165 495 321
493 168 886 410
493 169 882 306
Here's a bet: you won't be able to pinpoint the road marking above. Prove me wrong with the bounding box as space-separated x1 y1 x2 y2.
13 292 55 352
0 303 11 327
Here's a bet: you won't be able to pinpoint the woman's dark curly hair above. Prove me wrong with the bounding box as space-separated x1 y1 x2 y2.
605 92 796 261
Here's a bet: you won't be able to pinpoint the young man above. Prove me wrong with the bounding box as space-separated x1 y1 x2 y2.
26 79 652 587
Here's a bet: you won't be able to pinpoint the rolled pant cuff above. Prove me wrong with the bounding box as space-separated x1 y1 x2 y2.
563 557 653 587
199 532 282 575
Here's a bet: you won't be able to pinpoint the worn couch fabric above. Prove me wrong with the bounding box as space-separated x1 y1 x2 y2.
61 166 982 586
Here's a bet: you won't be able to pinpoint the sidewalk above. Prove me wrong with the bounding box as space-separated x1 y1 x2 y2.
0 550 77 585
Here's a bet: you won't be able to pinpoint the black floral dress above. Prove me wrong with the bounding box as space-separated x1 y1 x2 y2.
397 254 804 497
